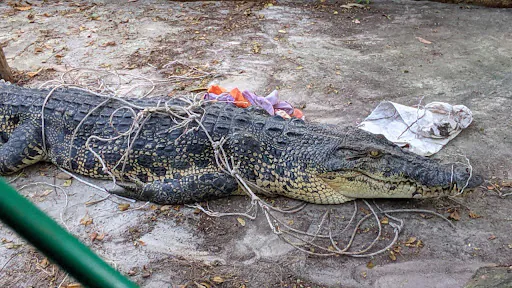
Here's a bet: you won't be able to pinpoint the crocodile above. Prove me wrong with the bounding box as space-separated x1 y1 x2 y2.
0 83 483 204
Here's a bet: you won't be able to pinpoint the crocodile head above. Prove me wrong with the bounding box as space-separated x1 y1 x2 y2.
317 127 483 201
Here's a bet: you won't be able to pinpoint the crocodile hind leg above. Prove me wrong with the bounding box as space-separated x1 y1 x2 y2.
0 123 45 175
114 172 239 204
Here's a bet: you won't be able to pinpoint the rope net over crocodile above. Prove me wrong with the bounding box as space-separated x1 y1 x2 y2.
0 82 482 205
0 76 484 256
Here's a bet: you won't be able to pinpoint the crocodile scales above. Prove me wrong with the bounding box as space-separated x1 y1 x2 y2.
0 83 483 204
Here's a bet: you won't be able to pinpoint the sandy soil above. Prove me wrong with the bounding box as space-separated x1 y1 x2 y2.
0 1 511 287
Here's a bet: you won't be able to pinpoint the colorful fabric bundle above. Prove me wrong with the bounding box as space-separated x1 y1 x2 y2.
204 85 304 119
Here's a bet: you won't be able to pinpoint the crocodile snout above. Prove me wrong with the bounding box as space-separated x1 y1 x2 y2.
453 165 484 189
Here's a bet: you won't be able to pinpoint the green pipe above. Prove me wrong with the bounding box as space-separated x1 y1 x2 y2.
0 178 138 288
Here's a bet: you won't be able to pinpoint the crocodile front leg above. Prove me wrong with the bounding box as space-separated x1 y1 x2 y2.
114 172 239 204
0 123 45 175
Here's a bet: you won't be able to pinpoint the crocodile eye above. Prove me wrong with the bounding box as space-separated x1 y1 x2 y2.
369 150 381 157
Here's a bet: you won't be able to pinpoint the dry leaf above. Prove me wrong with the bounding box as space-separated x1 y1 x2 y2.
416 37 432 45
101 41 116 47
158 205 171 211
5 243 22 249
150 205 158 210
340 3 366 8
405 237 417 245
34 47 43 53
62 179 72 187
252 42 261 54
488 235 496 240
80 215 93 226
90 232 98 241
95 233 105 241
389 250 397 261
212 276 224 284
56 172 72 180
27 67 43 78
380 217 389 225
66 283 82 288
237 217 246 227
501 180 512 187
142 272 151 278
40 189 53 197
359 207 370 215
296 66 304 70
27 71 39 78
366 261 375 269
40 258 50 268
449 210 460 221
15 6 32 11
118 204 130 211
468 211 481 219
137 240 146 246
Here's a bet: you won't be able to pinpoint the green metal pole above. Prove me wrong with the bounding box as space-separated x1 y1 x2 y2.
0 178 138 288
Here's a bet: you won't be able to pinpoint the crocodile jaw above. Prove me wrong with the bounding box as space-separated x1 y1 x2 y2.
320 171 473 199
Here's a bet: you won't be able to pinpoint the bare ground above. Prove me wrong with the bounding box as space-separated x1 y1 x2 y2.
0 0 511 287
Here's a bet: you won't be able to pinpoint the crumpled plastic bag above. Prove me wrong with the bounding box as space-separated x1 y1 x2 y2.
358 101 473 156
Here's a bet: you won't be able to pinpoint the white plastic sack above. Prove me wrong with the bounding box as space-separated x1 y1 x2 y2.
358 101 473 156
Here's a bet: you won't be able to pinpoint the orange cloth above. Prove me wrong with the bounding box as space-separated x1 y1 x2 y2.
207 85 227 95
292 108 303 119
229 88 251 108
